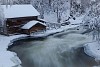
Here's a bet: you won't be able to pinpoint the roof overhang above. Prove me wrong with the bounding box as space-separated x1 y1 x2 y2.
21 20 46 29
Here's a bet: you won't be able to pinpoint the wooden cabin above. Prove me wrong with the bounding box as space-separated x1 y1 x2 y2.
6 16 38 34
21 20 46 34
1 5 46 35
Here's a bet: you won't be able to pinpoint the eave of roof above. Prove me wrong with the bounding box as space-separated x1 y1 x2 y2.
21 20 46 29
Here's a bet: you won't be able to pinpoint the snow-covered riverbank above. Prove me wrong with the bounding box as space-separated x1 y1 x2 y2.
33 24 80 37
0 21 99 67
0 34 27 67
84 41 100 62
0 24 80 67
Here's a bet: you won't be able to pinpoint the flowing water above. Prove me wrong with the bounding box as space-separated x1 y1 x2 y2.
9 32 99 67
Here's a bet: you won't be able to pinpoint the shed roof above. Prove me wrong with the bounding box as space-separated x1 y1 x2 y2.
21 20 46 29
2 5 40 18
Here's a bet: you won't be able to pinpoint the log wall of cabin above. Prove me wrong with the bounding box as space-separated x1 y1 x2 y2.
29 23 46 32
22 23 46 34
6 16 38 26
7 27 21 34
6 16 38 34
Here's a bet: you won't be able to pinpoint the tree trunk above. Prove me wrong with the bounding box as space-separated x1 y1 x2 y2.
70 0 72 15
40 0 44 19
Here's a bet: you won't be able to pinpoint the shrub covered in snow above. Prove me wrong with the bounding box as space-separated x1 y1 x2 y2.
83 2 100 40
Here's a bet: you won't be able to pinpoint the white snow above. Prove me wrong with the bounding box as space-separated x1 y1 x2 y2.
2 5 40 18
21 20 46 29
33 24 80 37
69 15 84 25
0 34 28 67
0 35 27 51
1 2 100 66
0 24 81 67
0 14 91 67
0 51 21 67
84 41 100 61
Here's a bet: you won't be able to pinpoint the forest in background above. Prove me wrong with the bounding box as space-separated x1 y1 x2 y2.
0 0 92 23
0 0 100 40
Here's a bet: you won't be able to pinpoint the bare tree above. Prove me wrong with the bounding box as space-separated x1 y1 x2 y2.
32 0 45 19
51 0 67 23
0 4 4 27
83 0 100 40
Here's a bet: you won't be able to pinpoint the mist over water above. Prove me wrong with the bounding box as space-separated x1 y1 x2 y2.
9 33 98 67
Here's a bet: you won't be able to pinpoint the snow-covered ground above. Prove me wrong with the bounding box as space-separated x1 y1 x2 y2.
33 15 85 37
33 24 80 37
0 15 99 67
0 23 81 67
69 15 84 25
84 41 100 62
0 35 27 51
0 34 27 67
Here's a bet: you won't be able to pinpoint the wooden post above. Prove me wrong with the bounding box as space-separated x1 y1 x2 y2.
3 19 8 35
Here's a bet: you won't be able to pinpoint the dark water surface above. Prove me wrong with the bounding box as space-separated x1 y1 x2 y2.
8 33 98 67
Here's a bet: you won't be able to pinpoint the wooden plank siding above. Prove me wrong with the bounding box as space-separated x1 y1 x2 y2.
6 16 38 26
6 16 38 34
22 23 46 35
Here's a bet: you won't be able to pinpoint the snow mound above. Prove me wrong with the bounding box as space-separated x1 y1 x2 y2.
0 34 27 67
84 42 100 61
0 51 21 67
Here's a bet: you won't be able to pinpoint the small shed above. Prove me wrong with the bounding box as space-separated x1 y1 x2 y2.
21 20 46 34
1 5 40 35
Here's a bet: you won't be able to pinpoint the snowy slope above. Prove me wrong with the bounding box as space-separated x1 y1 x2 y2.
0 34 27 67
84 41 100 61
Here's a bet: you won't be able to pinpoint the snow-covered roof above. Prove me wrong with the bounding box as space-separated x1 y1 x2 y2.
21 20 46 29
2 5 40 18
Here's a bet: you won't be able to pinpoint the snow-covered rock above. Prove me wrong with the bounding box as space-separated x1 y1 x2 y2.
0 35 27 51
0 51 21 67
84 41 100 61
0 34 27 67
69 15 84 25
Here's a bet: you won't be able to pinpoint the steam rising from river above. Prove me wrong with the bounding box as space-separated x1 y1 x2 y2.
10 33 96 67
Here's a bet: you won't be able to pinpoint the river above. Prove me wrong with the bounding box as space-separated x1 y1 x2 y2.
8 32 99 67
